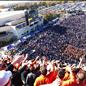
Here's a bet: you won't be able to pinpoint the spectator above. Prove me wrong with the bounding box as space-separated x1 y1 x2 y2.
25 65 36 86
0 5 86 86
77 71 86 86
34 66 49 86
0 70 12 86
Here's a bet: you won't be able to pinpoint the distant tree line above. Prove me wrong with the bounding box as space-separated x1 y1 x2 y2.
44 13 60 24
14 2 58 10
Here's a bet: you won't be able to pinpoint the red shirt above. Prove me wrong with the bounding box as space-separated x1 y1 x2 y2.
47 71 57 83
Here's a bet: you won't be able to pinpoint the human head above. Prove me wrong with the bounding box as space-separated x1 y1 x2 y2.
30 65 35 72
14 63 20 70
40 66 47 76
72 68 80 74
58 68 66 79
77 72 86 82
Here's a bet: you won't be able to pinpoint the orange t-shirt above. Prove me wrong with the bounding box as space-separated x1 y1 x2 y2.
34 75 49 86
61 73 77 86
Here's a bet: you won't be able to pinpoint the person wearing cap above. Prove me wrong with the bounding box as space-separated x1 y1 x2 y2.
0 70 12 86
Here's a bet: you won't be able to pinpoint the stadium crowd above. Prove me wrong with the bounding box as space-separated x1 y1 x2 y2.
0 14 86 86
16 14 86 60
60 14 86 49
0 53 86 86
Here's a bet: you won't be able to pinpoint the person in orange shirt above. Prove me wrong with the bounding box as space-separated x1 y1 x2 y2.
34 66 49 86
39 67 78 86
59 67 77 86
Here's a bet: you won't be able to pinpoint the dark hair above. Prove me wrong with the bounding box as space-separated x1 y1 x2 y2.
35 65 40 71
72 68 80 74
30 65 35 72
58 68 66 79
